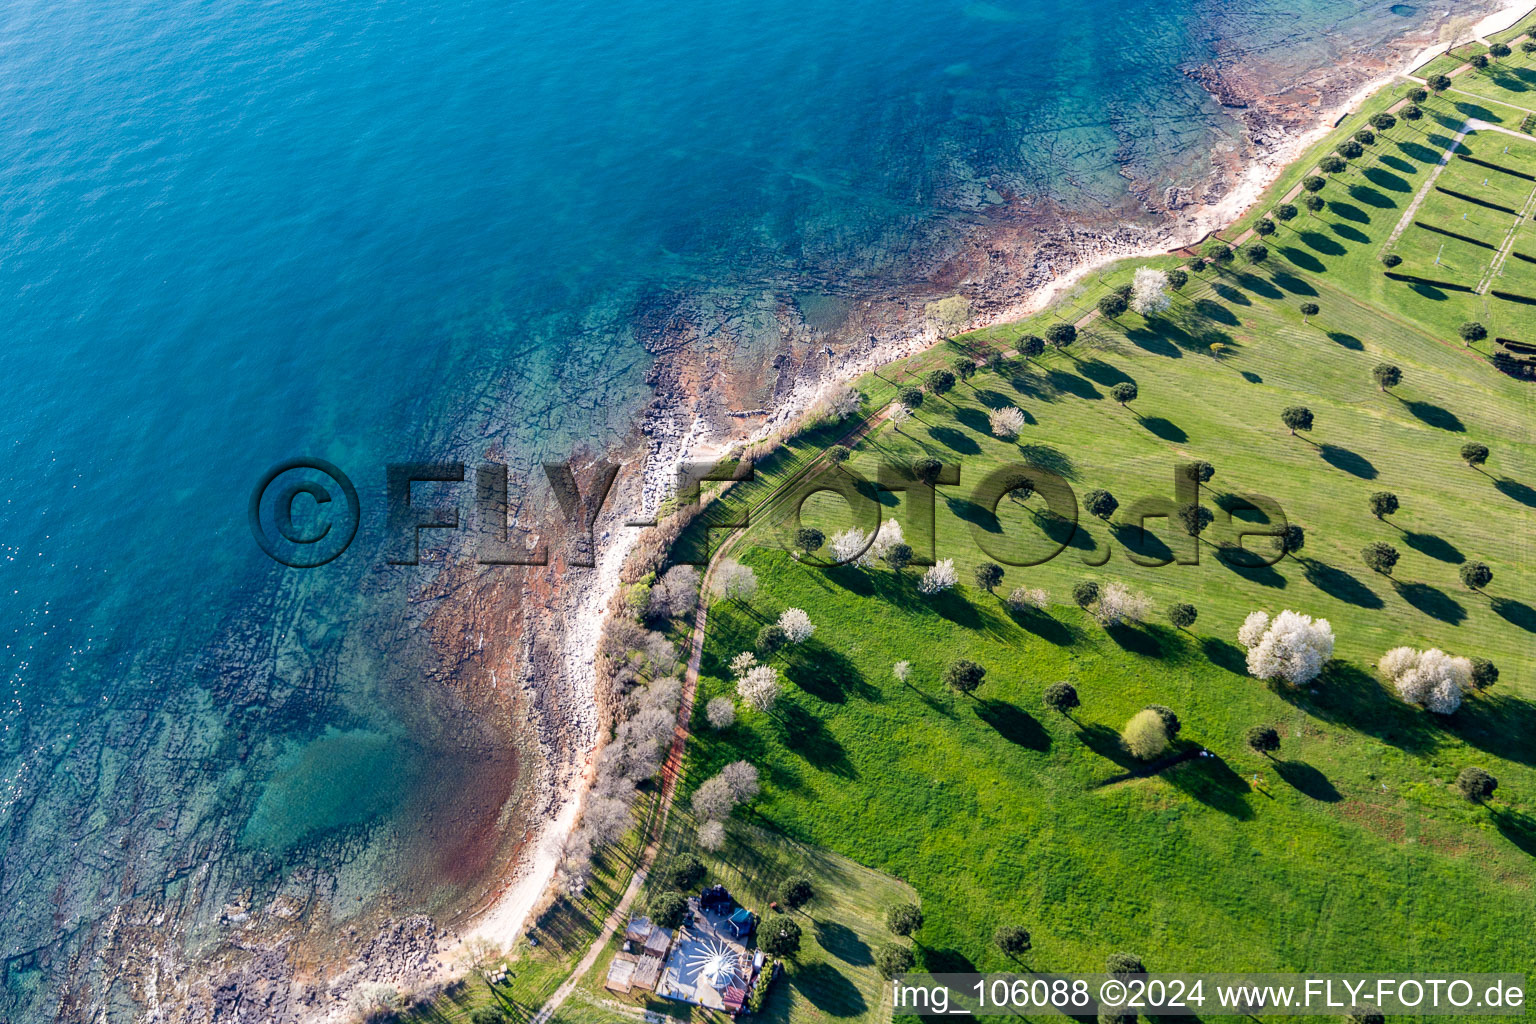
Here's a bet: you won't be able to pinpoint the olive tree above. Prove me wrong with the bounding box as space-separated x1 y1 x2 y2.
1246 725 1281 757
1372 363 1401 391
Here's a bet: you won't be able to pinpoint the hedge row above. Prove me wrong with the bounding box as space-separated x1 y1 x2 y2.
1383 270 1476 291
1456 153 1536 181
1413 221 1498 249
1491 290 1536 305
1511 250 1536 264
1495 336 1536 354
1434 186 1518 214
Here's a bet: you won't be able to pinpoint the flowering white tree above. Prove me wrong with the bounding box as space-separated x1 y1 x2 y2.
705 696 736 729
859 519 904 567
737 664 780 713
825 385 862 421
1240 609 1335 685
778 607 815 642
710 559 758 602
889 404 913 431
698 819 726 851
691 775 735 821
729 650 759 679
1130 267 1171 316
1379 646 1473 714
917 558 959 595
1237 610 1271 650
1006 587 1049 612
989 407 1026 439
892 660 911 683
719 760 760 802
1093 582 1151 626
830 526 872 564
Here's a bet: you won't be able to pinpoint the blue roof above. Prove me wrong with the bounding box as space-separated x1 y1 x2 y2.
729 907 753 923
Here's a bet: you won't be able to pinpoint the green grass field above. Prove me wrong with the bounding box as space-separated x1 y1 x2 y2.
658 86 1536 1020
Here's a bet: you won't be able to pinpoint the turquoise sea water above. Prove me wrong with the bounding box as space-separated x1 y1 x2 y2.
0 0 1443 1017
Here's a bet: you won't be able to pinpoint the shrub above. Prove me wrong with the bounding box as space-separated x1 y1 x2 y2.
698 820 726 851
1456 766 1498 803
650 890 689 930
1006 586 1049 612
777 607 815 642
883 542 914 573
1281 405 1313 434
1143 704 1181 736
1083 488 1119 520
1094 582 1151 626
1246 725 1280 756
760 915 802 956
1130 267 1171 315
1122 709 1170 760
1168 602 1198 629
974 561 1004 592
1459 561 1492 591
994 925 1032 957
886 902 924 936
777 876 813 911
1045 323 1077 349
875 943 916 979
1361 541 1399 576
989 406 1026 438
1043 682 1080 717
925 295 970 335
1380 252 1401 268
944 659 986 695
918 558 959 595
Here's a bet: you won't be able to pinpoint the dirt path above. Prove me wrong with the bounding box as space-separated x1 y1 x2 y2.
1384 120 1471 249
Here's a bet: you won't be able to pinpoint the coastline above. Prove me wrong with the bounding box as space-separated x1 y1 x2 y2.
372 0 1536 1012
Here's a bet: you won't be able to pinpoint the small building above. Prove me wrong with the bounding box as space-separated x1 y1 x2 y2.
625 917 654 945
632 954 665 992
644 925 674 959
726 907 754 938
722 985 748 1013
605 953 639 994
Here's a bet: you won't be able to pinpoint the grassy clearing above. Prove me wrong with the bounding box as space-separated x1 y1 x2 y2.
669 90 1536 1011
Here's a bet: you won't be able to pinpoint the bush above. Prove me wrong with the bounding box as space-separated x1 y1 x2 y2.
994 925 1032 957
1361 541 1400 576
944 659 986 695
777 876 813 910
875 943 916 979
1122 709 1170 760
1106 952 1146 977
1380 253 1401 268
1143 704 1181 737
1168 602 1198 629
650 890 689 929
759 915 802 957
886 902 924 936
1456 766 1498 803
1043 682 1080 716
1246 725 1280 756
1460 561 1492 590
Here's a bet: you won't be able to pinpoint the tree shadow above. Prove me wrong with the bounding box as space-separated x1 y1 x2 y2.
1404 400 1465 432
1378 153 1416 174
1141 416 1188 443
1362 168 1412 193
1241 371 1263 383
1201 637 1248 676
1274 760 1342 802
1044 368 1102 400
1077 359 1135 386
971 389 1013 410
1019 444 1075 478
954 406 994 436
1270 271 1318 296
1326 331 1364 350
1211 283 1253 306
1397 140 1441 163
1492 597 1536 632
786 643 871 703
1007 605 1078 646
778 701 857 777
790 960 868 1018
1194 299 1238 325
1273 661 1439 754
1492 809 1536 857
931 425 982 455
1112 522 1175 564
1162 752 1253 819
1494 478 1536 506
1444 695 1536 767
1329 201 1371 223
975 699 1051 751
923 949 977 975
1395 581 1467 624
1234 272 1283 300
1299 231 1347 256
1078 723 1138 770
1331 222 1370 244
1215 544 1288 588
1408 281 1448 301
814 920 873 966
1104 621 1165 658
1280 247 1326 272
1402 531 1464 563
1319 443 1378 479
1302 560 1385 609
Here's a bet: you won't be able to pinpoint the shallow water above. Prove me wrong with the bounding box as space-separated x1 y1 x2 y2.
0 0 1458 1016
